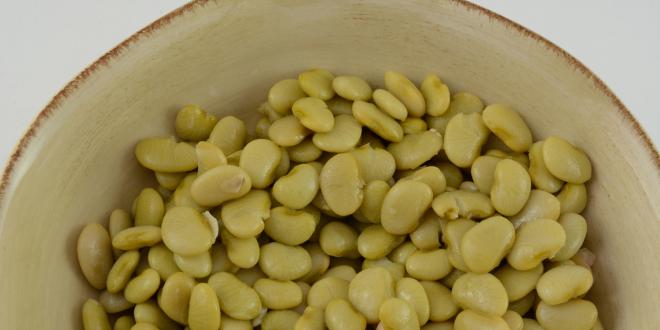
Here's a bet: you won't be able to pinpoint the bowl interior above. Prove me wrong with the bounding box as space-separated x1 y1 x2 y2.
0 0 658 328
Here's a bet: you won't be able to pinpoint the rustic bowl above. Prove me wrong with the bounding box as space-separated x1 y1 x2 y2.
0 0 658 328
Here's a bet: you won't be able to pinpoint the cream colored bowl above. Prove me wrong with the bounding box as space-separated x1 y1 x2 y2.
0 0 658 328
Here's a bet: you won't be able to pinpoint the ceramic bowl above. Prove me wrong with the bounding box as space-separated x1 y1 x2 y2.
0 0 658 328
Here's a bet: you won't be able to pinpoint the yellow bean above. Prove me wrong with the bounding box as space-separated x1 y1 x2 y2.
396 277 430 325
410 214 441 250
470 155 501 194
78 224 114 290
536 265 593 305
454 310 509 330
544 136 593 184
443 113 489 168
174 251 212 278
288 139 323 163
536 299 598 330
440 268 465 289
357 225 404 259
157 272 195 324
321 265 357 282
294 306 325 330
168 173 203 211
299 69 335 101
373 88 408 120
133 301 179 330
556 183 588 214
113 315 135 330
190 165 251 207
425 92 484 135
421 74 451 117
147 244 181 280
255 278 303 309
432 190 494 220
503 310 524 330
112 226 162 251
491 159 531 216
435 161 463 188
319 221 359 258
307 276 350 308
508 292 536 316
494 263 543 302
522 318 543 330
255 116 272 139
219 189 269 238
133 188 164 227
325 298 367 330
262 310 301 330
124 269 160 304
161 207 214 256
405 249 452 281
312 114 362 152
220 315 252 330
106 250 140 293
420 281 458 322
195 141 227 175
260 242 313 280
221 229 260 268
552 213 588 261
348 267 395 323
452 273 508 316
510 190 561 228
174 105 218 141
350 143 397 183
387 130 443 170
507 219 566 270
320 153 365 216
207 115 248 155
379 297 420 330
208 272 262 320
332 75 373 101
82 299 111 330
135 137 197 173
300 243 331 283
268 115 311 147
402 117 429 134
99 291 133 314
384 71 425 117
292 97 336 133
355 180 390 223
528 141 563 193
268 79 306 114
461 216 515 273
362 257 405 281
272 164 319 210
188 286 221 330
327 97 354 116
239 139 282 188
442 219 476 271
381 180 433 235
420 322 453 330
352 101 404 142
482 105 532 152
265 206 317 245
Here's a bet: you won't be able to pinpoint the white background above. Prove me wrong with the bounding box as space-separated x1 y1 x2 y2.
0 1 658 166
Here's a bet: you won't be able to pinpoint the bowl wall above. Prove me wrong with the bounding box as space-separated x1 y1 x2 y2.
0 0 658 328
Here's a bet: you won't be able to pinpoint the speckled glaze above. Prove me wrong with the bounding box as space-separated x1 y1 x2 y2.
0 0 657 328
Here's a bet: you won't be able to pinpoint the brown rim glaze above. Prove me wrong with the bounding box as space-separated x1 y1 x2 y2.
0 0 658 205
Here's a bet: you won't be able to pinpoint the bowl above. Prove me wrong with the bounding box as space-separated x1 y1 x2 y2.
0 0 658 328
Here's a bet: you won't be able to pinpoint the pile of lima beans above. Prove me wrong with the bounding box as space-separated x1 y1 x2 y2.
77 69 601 330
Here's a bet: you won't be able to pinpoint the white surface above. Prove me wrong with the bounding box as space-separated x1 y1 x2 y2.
0 0 658 166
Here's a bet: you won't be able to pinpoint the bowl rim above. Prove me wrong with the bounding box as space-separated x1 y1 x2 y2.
0 0 658 207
